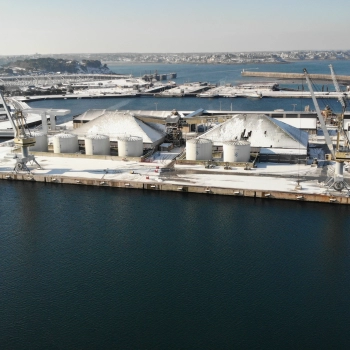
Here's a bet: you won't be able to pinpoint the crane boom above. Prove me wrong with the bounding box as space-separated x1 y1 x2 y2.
329 64 347 109
0 92 19 137
303 68 336 160
328 64 350 159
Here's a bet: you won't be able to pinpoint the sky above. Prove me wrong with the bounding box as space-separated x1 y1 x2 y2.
1 0 349 55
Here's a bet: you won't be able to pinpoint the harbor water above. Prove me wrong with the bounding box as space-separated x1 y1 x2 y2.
2 61 350 349
27 60 350 122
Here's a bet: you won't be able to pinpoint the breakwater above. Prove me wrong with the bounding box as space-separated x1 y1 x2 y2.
241 71 350 83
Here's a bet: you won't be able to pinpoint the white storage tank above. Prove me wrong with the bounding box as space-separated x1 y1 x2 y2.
53 133 79 154
223 140 251 162
186 138 212 161
85 134 110 155
29 131 48 152
118 136 143 157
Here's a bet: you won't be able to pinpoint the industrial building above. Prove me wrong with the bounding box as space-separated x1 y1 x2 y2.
198 113 308 156
71 110 166 149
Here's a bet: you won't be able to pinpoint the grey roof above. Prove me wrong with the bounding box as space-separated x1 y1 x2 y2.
74 109 106 122
184 109 205 118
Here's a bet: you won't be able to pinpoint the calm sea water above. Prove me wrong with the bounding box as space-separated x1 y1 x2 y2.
2 61 350 349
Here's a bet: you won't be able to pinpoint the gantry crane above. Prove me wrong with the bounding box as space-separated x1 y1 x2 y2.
0 92 41 172
303 68 350 191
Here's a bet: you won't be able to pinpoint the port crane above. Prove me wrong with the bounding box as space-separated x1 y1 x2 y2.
328 64 350 152
0 92 41 172
303 68 350 191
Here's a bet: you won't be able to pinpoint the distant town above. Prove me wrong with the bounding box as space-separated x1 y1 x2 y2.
1 50 350 67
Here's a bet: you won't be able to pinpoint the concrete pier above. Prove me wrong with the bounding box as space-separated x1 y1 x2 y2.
0 149 348 205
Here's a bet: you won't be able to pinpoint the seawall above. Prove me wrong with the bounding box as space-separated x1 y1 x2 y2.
1 172 349 205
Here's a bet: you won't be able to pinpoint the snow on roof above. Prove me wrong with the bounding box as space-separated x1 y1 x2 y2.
132 110 175 120
199 113 308 149
72 111 165 144
260 148 307 155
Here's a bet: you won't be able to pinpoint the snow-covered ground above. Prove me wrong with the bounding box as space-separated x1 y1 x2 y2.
175 162 322 177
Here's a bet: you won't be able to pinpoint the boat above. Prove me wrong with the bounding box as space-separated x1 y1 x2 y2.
236 91 262 99
221 94 237 98
197 93 219 98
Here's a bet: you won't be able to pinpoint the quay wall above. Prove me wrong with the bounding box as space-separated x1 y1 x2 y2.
241 71 350 82
1 172 349 205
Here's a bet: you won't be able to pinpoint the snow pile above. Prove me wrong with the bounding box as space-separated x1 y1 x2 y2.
72 111 165 145
199 113 308 150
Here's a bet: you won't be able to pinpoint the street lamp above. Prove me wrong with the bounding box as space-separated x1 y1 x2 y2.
155 102 158 111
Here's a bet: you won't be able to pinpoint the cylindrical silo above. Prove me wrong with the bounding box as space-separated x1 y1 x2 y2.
53 133 79 154
223 140 251 162
85 134 110 155
118 136 143 157
29 131 48 152
186 138 212 161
